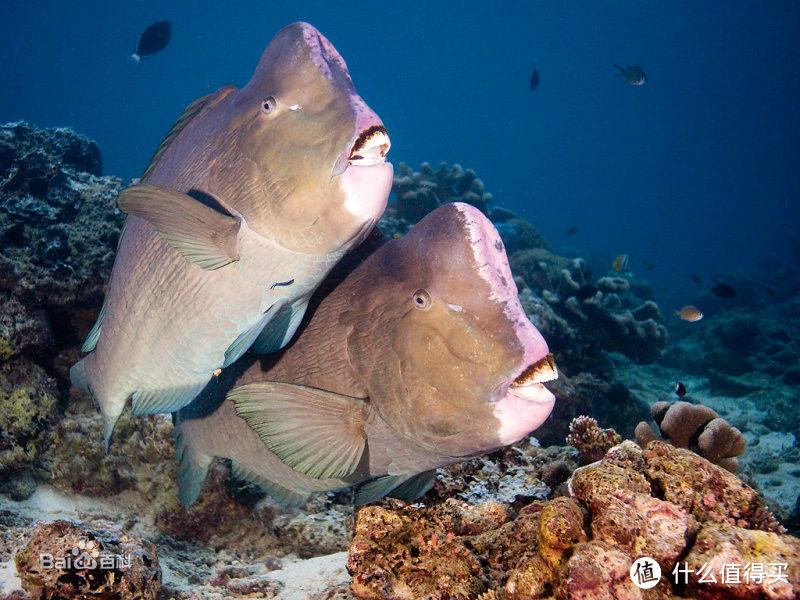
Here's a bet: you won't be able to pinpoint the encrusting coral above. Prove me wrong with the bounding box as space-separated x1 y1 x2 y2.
565 415 621 464
347 440 797 600
635 400 746 471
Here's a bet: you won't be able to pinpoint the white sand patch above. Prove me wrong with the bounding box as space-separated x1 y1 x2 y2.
264 552 349 599
0 560 23 595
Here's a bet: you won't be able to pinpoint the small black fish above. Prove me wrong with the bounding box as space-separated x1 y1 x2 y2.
132 20 172 62
675 382 686 397
575 284 598 301
530 62 540 91
614 64 647 86
565 226 580 236
711 283 737 299
691 274 701 285
766 287 776 296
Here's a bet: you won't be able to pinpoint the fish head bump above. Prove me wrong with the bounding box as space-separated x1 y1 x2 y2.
346 203 557 458
221 22 392 253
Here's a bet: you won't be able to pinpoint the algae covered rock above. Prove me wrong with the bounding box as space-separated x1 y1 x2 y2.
642 440 784 533
0 357 57 496
348 499 493 600
14 519 161 600
685 522 800 598
347 440 797 599
0 122 124 360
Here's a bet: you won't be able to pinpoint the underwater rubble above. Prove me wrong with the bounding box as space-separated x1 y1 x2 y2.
1 125 798 598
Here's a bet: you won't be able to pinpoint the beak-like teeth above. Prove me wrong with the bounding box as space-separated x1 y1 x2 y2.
349 125 390 166
512 353 558 387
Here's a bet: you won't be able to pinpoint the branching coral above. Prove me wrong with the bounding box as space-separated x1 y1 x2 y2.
635 401 746 471
510 248 668 366
566 415 621 464
390 161 493 223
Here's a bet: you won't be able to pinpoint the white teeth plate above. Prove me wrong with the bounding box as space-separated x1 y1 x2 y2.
349 127 390 166
512 353 558 387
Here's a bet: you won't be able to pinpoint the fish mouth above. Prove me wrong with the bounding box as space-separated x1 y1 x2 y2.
511 353 558 388
331 125 390 177
348 125 390 166
497 353 558 404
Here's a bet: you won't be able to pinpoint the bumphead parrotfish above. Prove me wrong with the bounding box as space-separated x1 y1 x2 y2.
173 203 558 507
71 22 393 447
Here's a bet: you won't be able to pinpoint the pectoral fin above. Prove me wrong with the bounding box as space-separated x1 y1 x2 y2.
251 299 308 355
118 184 240 270
231 382 368 480
223 302 285 367
81 298 107 352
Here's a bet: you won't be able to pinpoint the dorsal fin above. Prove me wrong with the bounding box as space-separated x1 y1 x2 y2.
142 85 236 179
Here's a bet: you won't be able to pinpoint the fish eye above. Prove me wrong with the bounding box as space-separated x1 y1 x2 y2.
412 289 431 310
261 96 277 115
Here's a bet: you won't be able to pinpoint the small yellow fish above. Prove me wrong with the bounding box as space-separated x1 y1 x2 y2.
393 233 402 239
674 305 703 322
612 254 630 274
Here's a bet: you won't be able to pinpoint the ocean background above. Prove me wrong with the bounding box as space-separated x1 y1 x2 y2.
1 0 798 310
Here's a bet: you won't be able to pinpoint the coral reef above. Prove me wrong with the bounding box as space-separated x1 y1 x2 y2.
635 401 746 471
14 520 161 600
493 218 549 255
347 440 797 600
536 370 650 449
427 442 577 508
48 408 174 497
565 415 621 464
388 161 492 223
0 121 124 360
0 122 124 491
663 302 800 435
509 247 668 372
0 358 57 498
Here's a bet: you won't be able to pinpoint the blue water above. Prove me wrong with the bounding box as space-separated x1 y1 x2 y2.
2 1 799 307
